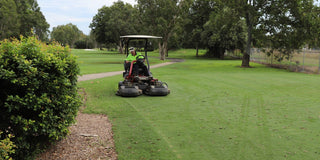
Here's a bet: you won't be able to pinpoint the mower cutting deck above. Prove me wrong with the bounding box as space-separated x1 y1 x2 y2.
116 35 170 97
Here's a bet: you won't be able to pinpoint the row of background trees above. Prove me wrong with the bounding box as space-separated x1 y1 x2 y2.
0 0 95 49
90 0 320 67
1 0 320 67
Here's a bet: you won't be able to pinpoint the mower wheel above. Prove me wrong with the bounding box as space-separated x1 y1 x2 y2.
146 82 170 96
117 85 142 97
148 87 170 96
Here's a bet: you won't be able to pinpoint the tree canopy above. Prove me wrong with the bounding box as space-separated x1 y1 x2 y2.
0 0 49 41
202 6 247 59
90 1 139 52
223 0 317 66
51 23 83 47
137 0 191 60
0 0 20 39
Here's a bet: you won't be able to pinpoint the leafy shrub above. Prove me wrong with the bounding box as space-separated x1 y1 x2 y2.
0 36 81 159
0 131 16 160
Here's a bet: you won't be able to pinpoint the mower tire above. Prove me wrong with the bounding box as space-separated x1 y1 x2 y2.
146 82 170 96
148 87 170 96
117 85 142 97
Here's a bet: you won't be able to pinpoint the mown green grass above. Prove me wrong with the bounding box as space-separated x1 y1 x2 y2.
79 51 320 160
72 49 167 74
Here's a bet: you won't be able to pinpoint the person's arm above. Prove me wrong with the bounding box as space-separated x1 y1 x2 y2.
125 54 135 63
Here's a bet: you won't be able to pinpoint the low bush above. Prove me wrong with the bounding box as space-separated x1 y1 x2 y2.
0 36 81 159
0 131 16 160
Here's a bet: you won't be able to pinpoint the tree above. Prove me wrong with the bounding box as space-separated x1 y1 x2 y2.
0 0 49 41
224 0 263 67
0 0 20 39
137 0 191 60
32 5 50 41
14 0 49 41
51 23 82 47
257 0 315 61
182 0 218 56
181 1 246 59
74 33 95 49
202 6 247 59
226 0 315 67
90 1 139 53
308 4 320 48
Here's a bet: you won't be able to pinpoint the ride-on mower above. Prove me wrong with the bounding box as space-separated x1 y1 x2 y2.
116 35 170 97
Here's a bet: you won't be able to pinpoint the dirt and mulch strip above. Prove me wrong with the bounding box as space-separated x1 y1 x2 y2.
37 89 117 160
37 113 117 160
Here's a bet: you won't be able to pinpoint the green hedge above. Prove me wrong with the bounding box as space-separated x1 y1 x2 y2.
0 36 81 159
0 131 15 160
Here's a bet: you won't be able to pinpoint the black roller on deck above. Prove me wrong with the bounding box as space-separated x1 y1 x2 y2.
116 86 142 97
147 87 170 96
145 82 170 96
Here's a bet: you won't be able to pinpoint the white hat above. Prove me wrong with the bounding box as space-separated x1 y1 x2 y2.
129 47 135 52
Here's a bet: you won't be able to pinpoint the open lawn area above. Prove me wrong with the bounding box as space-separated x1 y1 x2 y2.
78 49 320 160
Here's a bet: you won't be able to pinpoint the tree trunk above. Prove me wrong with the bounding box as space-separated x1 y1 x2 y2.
159 42 165 60
207 46 219 58
220 48 225 60
119 40 124 54
196 42 199 57
163 41 168 58
242 11 252 67
209 46 224 59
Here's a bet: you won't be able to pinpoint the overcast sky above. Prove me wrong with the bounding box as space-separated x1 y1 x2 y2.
37 0 137 35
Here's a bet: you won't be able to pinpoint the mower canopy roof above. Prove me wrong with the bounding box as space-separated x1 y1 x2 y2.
120 35 162 39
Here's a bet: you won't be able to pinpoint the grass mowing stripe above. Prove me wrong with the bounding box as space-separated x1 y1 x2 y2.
117 100 175 159
123 99 183 159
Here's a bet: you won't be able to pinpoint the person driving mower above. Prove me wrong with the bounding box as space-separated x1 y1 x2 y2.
117 35 169 97
124 47 149 76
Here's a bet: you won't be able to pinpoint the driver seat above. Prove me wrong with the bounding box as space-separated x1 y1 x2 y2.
123 61 146 77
